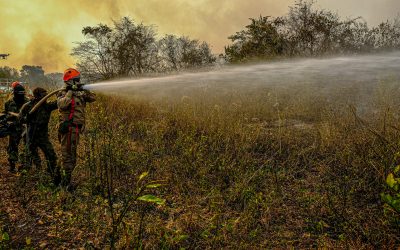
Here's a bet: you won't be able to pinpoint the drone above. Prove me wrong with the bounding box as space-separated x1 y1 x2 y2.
0 54 10 59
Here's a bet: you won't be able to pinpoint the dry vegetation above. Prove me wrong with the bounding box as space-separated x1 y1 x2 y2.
1 79 400 249
2 1 400 248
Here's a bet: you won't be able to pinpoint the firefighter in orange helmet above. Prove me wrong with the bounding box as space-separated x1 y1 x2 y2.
57 68 96 190
11 81 21 89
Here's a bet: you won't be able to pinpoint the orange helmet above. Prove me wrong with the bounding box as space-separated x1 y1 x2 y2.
63 68 80 82
11 81 22 89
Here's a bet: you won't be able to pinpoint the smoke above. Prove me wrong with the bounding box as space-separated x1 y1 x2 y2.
0 0 80 72
0 0 290 72
318 0 400 24
21 32 74 73
1 0 399 73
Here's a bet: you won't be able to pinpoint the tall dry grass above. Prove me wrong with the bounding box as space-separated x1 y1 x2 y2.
2 79 400 248
77 79 400 248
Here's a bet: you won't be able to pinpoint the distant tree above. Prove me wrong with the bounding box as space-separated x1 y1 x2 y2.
45 72 64 89
112 17 160 76
20 65 48 86
225 16 286 62
159 35 216 70
72 17 216 80
180 37 215 67
72 24 116 80
158 35 181 70
73 18 162 78
284 0 342 56
372 18 400 50
0 66 19 79
197 41 216 66
224 0 400 62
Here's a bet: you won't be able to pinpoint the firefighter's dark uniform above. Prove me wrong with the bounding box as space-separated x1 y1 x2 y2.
3 95 29 171
20 98 58 176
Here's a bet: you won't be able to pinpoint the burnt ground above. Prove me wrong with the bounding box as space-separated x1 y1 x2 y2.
0 138 86 249
0 134 112 249
0 138 51 248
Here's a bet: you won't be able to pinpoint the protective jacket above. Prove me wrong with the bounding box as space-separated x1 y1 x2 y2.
2 95 29 165
57 87 95 188
57 89 96 127
3 95 29 131
20 100 58 138
19 99 58 173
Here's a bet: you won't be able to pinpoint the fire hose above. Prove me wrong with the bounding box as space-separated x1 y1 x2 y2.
7 89 63 118
0 89 64 137
6 89 64 118
9 87 91 118
28 88 63 114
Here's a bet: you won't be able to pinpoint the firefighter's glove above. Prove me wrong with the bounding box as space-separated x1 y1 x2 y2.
66 84 78 91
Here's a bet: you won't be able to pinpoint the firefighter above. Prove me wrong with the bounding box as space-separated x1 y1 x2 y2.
19 87 59 183
2 82 29 173
57 68 96 190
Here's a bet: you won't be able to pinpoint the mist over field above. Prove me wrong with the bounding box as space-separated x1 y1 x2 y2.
87 52 400 120
87 51 400 100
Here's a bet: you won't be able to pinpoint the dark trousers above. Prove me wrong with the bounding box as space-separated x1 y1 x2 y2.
25 134 57 174
7 132 22 164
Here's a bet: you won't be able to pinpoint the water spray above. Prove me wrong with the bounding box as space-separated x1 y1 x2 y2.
23 51 400 115
85 51 400 100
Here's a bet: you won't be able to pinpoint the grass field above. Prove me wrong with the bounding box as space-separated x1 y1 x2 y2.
1 79 400 248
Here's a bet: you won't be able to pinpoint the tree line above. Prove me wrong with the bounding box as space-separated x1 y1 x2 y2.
72 17 216 81
225 0 400 62
2 0 400 83
0 65 62 89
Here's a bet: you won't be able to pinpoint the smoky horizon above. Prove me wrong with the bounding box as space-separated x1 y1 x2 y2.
1 0 400 72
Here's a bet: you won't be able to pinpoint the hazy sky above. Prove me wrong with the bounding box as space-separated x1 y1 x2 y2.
0 0 399 72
